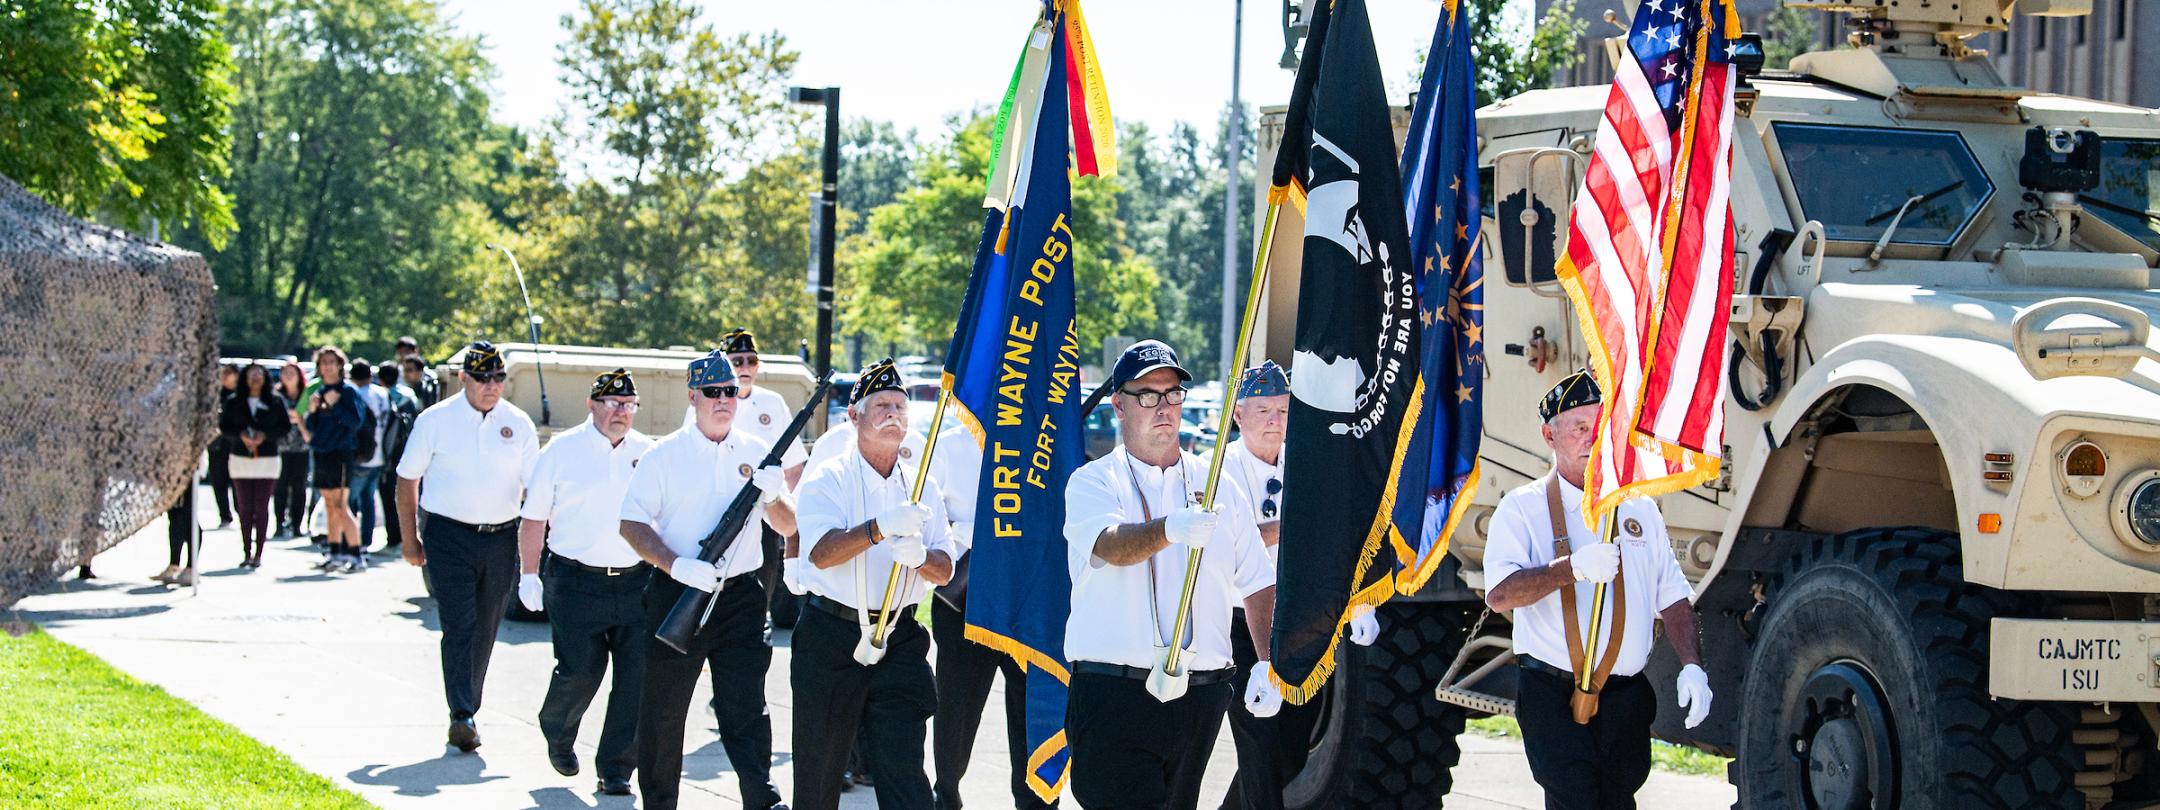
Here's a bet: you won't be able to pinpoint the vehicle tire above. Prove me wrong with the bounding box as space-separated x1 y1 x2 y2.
1733 527 2082 809
1282 600 1471 810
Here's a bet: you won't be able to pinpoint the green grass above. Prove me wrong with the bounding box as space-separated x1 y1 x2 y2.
0 627 375 809
1468 715 1731 778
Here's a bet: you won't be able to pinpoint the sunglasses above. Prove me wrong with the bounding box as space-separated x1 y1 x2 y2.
1120 386 1188 408
468 372 508 384
594 399 639 412
729 355 760 368
1262 477 1282 519
698 385 741 400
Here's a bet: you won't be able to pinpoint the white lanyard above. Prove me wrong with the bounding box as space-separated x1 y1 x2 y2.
1121 451 1196 651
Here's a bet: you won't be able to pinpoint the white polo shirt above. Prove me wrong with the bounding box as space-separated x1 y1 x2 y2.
618 425 775 579
795 447 958 611
520 420 654 568
1484 474 1693 678
681 385 807 469
1062 446 1275 672
928 428 980 556
1220 438 1284 564
807 419 927 476
396 392 539 525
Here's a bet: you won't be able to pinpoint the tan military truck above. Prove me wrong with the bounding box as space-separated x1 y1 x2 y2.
436 342 822 442
1257 1 2160 807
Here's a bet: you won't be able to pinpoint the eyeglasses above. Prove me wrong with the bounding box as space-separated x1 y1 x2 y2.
594 399 639 412
1119 386 1188 408
469 372 508 384
1262 477 1282 519
697 385 741 400
729 355 760 368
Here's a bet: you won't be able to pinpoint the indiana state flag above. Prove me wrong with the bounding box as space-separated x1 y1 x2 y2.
942 1 1104 800
1391 0 1484 593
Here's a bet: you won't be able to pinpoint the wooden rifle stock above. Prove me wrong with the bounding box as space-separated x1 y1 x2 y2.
654 375 833 654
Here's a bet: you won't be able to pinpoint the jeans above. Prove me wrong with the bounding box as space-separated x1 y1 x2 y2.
347 464 384 548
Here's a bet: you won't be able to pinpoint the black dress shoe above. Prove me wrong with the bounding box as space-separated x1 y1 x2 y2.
597 776 632 795
549 745 580 777
448 717 481 752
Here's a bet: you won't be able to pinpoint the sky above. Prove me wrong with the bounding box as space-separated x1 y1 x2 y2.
437 0 1502 142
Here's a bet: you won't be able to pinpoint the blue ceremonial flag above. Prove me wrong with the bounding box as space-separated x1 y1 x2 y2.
1391 0 1484 593
942 5 1087 800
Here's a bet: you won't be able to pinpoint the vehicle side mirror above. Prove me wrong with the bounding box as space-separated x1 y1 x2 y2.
1491 147 1579 293
2012 297 2159 380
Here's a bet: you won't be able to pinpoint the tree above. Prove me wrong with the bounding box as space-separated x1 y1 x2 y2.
1458 0 1587 106
839 119 918 236
1762 6 1823 71
0 0 236 244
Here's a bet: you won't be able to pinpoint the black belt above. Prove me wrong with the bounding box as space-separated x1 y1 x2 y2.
804 593 915 627
1519 654 1640 684
428 513 517 535
545 551 648 577
1073 661 1236 687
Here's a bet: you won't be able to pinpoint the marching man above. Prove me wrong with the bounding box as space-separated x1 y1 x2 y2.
516 369 655 795
1062 340 1282 810
619 352 792 810
1483 370 1712 809
395 340 539 753
792 357 957 810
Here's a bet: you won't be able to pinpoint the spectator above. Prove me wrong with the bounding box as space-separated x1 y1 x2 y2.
304 346 367 573
376 363 421 551
349 359 391 557
274 360 313 538
154 488 197 586
208 364 240 529
222 363 290 568
396 337 441 407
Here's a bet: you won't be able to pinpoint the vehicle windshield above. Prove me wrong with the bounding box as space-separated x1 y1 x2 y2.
2086 138 2160 251
1774 123 1994 246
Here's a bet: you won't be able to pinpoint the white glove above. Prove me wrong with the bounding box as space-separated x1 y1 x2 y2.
1164 505 1218 550
875 502 930 538
890 536 928 568
517 573 544 612
668 557 722 592
1244 662 1284 718
1347 604 1380 647
751 465 789 504
1568 543 1620 584
1676 663 1713 729
782 557 807 595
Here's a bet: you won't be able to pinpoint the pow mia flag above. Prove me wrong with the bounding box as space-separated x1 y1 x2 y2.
1267 0 1424 702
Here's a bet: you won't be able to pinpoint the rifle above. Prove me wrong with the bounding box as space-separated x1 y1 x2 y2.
654 374 833 654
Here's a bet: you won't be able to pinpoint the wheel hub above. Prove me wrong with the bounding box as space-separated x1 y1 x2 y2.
1791 661 1898 809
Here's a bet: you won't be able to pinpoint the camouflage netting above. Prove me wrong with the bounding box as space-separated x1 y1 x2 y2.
0 174 218 608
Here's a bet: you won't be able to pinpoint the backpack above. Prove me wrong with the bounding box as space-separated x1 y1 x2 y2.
353 392 379 461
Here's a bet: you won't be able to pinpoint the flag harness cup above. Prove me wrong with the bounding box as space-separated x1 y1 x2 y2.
853 389 953 667
1121 456 1201 702
1546 474 1626 723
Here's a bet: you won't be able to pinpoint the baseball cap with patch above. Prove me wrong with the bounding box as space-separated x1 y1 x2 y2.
720 327 757 355
1108 340 1192 391
590 368 636 399
686 351 736 388
1540 368 1601 423
461 341 505 375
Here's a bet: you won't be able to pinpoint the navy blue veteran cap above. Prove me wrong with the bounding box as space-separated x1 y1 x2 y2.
686 350 735 388
1108 340 1192 391
1540 368 1601 423
1237 360 1290 398
853 357 905 405
590 367 636 399
462 341 505 375
720 327 757 355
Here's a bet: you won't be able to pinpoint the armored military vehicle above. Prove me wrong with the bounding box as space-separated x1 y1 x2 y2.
437 342 822 443
1257 1 2160 807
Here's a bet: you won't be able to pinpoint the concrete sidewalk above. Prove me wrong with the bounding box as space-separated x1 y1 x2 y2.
10 488 1736 809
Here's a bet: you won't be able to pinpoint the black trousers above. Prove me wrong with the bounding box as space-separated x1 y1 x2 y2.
1516 664 1656 810
638 572 782 810
931 598 1053 810
1219 609 1318 810
378 466 403 546
1067 669 1234 810
792 603 936 810
274 451 309 530
537 556 649 781
421 516 518 720
165 494 195 568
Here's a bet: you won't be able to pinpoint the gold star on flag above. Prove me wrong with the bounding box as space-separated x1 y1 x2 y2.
1457 383 1475 402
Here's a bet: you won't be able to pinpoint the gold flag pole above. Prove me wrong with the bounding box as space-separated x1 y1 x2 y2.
862 387 953 659
1576 508 1618 692
1148 200 1281 702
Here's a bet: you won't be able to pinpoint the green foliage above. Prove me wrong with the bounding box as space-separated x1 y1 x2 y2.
1762 6 1822 70
0 0 237 244
0 628 372 808
1462 0 1588 106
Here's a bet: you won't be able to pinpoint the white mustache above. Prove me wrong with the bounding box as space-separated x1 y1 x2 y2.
875 417 905 430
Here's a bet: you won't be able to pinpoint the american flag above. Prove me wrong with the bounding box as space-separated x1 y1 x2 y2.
1557 0 1742 523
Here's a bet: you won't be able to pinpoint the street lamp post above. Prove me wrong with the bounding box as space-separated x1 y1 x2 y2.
789 86 841 396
